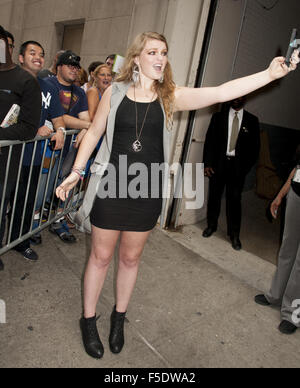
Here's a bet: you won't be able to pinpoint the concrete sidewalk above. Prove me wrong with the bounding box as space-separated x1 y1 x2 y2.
0 225 299 368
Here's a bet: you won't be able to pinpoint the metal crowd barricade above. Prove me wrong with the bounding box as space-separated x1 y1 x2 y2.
0 130 88 257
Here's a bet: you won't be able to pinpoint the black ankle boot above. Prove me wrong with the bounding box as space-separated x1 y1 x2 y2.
80 315 104 359
109 306 126 354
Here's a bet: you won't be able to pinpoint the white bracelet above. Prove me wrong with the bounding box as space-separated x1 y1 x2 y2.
57 127 66 135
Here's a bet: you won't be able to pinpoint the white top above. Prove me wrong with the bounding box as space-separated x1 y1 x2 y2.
227 107 244 156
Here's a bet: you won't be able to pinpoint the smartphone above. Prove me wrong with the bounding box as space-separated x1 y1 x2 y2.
285 28 298 67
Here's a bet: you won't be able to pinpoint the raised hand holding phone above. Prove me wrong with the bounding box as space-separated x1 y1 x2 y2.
285 28 300 67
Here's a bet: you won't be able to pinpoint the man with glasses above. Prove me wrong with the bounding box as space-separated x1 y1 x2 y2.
43 50 91 243
46 51 91 147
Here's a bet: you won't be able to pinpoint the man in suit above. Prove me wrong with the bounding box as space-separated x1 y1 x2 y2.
202 96 260 250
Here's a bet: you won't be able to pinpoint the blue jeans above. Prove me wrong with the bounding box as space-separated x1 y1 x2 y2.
36 156 60 212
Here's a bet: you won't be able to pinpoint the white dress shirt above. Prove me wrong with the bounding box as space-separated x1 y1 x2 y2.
227 108 244 156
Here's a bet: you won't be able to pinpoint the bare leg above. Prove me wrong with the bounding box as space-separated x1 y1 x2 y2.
83 226 120 318
116 230 152 313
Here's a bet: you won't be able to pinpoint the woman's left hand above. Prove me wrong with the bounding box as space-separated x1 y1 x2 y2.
268 50 299 80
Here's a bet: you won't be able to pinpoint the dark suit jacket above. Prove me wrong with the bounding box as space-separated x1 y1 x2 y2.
203 108 260 176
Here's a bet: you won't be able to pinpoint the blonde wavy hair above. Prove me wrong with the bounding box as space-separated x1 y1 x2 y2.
116 32 176 129
93 64 112 87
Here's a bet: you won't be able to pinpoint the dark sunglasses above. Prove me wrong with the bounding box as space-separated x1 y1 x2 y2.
66 64 81 70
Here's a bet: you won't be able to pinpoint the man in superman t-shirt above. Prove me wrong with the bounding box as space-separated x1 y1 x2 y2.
44 51 91 153
44 51 91 242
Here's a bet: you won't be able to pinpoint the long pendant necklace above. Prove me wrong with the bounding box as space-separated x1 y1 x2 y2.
133 86 156 153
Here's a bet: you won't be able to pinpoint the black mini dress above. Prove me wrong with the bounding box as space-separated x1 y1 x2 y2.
90 95 164 232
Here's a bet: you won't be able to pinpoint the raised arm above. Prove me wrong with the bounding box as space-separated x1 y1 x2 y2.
174 55 299 112
56 85 112 200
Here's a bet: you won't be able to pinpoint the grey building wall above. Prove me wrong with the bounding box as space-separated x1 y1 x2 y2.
0 0 136 69
0 0 201 73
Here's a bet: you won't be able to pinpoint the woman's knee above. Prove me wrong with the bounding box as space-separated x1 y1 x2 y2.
90 248 114 268
119 251 141 268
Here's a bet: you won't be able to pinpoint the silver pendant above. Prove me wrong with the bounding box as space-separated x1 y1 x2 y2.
132 140 142 152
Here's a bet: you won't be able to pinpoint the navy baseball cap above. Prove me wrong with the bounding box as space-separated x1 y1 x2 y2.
57 50 81 68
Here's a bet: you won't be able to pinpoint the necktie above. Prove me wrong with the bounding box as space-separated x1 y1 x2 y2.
229 112 239 152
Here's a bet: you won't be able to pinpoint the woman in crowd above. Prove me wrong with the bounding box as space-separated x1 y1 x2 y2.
56 31 299 359
82 60 103 93
86 64 113 121
74 67 88 88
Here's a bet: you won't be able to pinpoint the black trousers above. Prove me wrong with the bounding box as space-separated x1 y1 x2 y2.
0 179 17 249
207 158 246 237
10 165 41 251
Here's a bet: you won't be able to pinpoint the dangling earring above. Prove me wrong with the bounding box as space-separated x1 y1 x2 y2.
159 73 164 84
132 65 140 84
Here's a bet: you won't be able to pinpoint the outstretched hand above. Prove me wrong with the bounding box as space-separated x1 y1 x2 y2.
56 172 80 201
269 50 299 80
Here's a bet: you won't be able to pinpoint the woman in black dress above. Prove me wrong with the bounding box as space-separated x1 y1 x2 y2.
56 32 299 359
